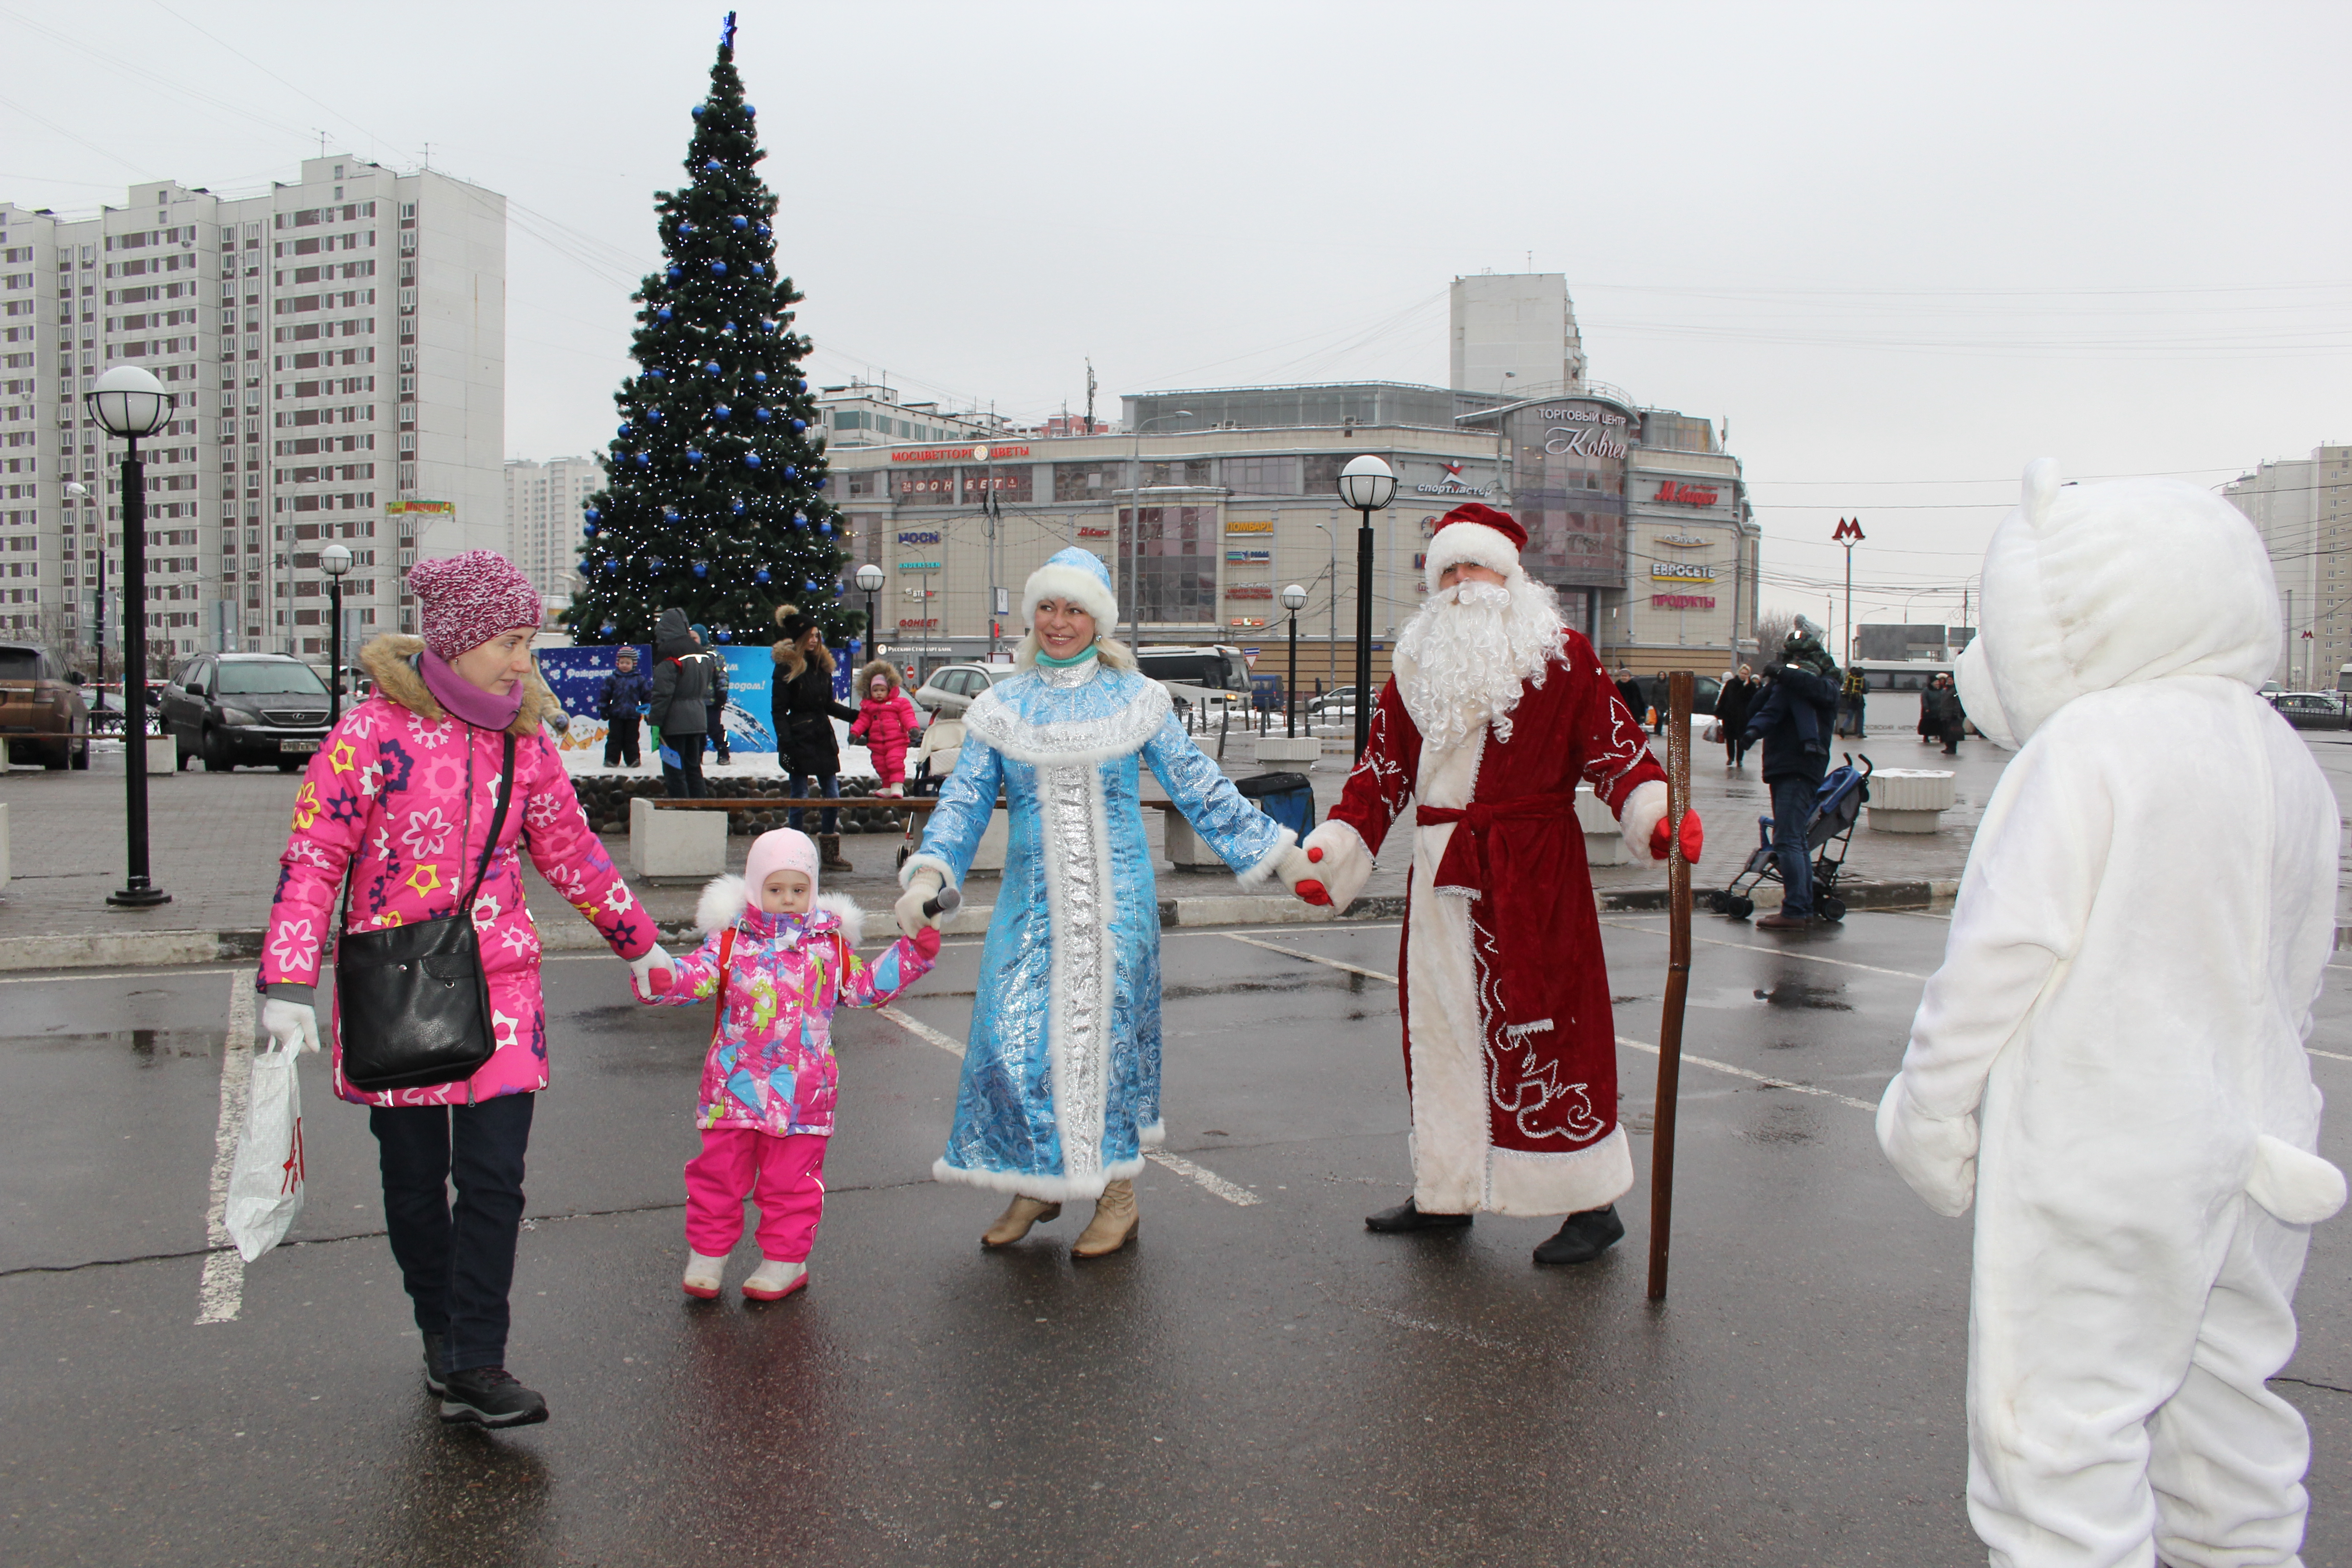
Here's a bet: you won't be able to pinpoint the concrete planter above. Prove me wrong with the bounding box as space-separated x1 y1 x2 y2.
629 796 727 880
1576 784 1630 866
1250 735 1322 766
1866 769 1956 833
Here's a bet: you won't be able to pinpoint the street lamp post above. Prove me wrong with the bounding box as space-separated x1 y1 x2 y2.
1336 455 1396 761
1280 583 1308 739
321 542 353 727
1124 410 1194 648
86 364 175 909
853 562 885 702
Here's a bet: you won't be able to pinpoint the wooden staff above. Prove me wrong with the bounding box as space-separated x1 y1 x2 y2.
1647 670 1695 1303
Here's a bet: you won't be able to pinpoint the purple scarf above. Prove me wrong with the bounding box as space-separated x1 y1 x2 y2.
418 648 524 732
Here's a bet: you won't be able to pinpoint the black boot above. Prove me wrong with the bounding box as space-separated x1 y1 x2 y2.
1532 1204 1625 1266
1364 1197 1473 1234
439 1366 549 1429
421 1332 450 1396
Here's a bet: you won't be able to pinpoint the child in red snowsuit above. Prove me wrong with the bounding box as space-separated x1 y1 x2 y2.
847 658 922 796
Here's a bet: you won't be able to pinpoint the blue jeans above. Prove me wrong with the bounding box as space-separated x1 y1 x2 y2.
370 1093 535 1374
1770 774 1818 918
787 772 839 834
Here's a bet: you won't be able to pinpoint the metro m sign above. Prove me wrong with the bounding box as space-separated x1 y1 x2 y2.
1831 516 1865 544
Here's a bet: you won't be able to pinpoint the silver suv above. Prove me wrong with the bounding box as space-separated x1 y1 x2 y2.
912 662 1018 715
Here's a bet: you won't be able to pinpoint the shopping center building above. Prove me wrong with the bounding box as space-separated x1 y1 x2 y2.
821 376 1757 686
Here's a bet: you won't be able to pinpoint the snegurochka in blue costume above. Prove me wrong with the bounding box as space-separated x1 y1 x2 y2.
892 548 1320 1256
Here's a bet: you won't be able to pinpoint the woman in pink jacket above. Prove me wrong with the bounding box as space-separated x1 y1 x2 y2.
846 657 922 795
257 551 674 1430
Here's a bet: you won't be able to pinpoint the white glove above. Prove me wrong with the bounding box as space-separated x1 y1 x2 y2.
627 942 675 1003
1875 1076 1979 1218
895 868 946 938
259 997 320 1055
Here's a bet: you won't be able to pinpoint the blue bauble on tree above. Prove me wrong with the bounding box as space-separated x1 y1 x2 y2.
743 451 762 469
633 453 651 467
755 408 773 423
749 263 764 277
679 221 695 236
686 449 704 465
745 105 756 117
644 407 662 420
666 265 681 283
585 506 601 523
790 513 807 530
710 260 727 276
649 557 666 571
731 498 747 515
790 418 805 432
755 568 771 584
752 371 768 384
656 306 671 322
782 466 798 480
732 216 748 230
691 105 706 118
693 561 708 578
714 403 732 421
757 223 771 238
662 506 680 523
704 159 723 172
704 360 722 375
617 423 632 437
716 627 732 643
603 559 620 574
818 520 833 536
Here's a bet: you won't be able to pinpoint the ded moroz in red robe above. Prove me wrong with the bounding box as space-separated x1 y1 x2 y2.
1318 629 1666 1217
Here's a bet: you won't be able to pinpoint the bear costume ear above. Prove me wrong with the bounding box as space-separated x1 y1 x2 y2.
2020 457 2063 530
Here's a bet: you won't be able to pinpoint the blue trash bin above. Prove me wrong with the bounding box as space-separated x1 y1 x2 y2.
1235 771 1313 841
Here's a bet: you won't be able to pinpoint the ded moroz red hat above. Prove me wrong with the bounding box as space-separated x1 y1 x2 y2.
1423 503 1529 592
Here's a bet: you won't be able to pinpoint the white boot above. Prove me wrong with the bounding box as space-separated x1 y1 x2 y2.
742 1259 808 1302
682 1250 727 1300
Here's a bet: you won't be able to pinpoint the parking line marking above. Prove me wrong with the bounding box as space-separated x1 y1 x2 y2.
0 966 242 986
1597 920 1934 981
1220 931 1397 983
196 974 256 1326
1145 1150 1261 1205
878 1008 1258 1203
2312 1048 2352 1064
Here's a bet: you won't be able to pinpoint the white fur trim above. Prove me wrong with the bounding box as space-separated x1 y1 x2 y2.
1139 1119 1166 1149
1022 560 1119 636
899 851 956 892
811 892 866 948
1404 847 1490 1215
963 677 1171 767
1300 818 1375 911
932 1153 1146 1204
1619 778 1669 863
2248 1134 2346 1226
1233 825 1298 890
1486 1130 1635 1218
696 873 749 936
1422 522 1524 593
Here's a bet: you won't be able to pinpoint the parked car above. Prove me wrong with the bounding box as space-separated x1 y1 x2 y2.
0 642 92 769
161 653 333 771
1305 686 1362 728
911 662 1017 715
2270 691 2350 731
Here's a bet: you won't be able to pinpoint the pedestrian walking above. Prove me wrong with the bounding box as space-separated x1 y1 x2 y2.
1924 672 1966 755
1840 664 1869 738
256 549 675 1428
847 659 921 797
897 547 1308 1256
1715 665 1757 768
637 829 941 1303
598 646 649 769
692 623 731 766
1740 637 1840 931
649 608 711 799
1878 461 2345 1568
770 607 857 871
1614 665 1646 731
1289 505 1699 1265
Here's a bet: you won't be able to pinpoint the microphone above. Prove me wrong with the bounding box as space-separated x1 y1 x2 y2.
922 883 962 921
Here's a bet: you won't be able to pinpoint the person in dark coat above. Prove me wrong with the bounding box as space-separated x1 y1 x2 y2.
598 646 650 769
1715 664 1758 768
649 607 710 799
1924 673 1967 755
771 606 858 869
1614 665 1647 731
1740 644 1840 930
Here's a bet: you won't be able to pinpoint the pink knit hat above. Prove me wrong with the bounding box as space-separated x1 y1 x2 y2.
407 550 542 659
744 828 821 907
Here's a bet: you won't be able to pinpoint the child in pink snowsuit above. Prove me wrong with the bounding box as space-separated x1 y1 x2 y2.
847 658 922 795
637 828 940 1301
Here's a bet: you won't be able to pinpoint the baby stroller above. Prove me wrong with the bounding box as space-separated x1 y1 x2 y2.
1710 754 1873 923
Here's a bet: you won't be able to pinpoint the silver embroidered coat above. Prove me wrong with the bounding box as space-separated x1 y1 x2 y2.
905 660 1288 1200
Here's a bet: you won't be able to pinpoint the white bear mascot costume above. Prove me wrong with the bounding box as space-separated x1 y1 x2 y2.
1879 460 2347 1568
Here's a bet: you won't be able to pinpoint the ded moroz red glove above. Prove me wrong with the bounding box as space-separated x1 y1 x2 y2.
1650 808 1704 864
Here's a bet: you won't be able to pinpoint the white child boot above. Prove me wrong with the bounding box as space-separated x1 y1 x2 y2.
742 1259 808 1302
682 1250 727 1300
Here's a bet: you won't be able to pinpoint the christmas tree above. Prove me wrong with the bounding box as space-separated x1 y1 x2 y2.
566 12 849 649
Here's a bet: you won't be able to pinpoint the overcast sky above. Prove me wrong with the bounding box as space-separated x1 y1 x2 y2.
5 0 2346 629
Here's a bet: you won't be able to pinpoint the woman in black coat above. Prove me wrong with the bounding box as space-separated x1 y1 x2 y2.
771 607 858 869
1715 665 1757 768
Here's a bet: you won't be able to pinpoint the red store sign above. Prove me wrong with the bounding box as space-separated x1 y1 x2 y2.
891 444 1032 464
1651 481 1720 507
1651 593 1716 610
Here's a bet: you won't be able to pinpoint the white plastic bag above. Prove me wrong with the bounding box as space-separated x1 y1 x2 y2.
224 1047 306 1263
1702 719 1725 745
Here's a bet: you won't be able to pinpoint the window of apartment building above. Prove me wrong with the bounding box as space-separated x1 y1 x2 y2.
895 466 955 506
1301 454 1352 494
1119 505 1214 624
844 469 880 498
960 464 1032 503
1138 460 1211 488
1220 456 1298 495
1054 461 1116 503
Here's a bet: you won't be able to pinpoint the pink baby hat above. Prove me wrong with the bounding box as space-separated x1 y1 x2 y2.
743 828 821 913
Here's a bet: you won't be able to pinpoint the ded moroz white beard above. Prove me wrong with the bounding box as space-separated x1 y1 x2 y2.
1392 571 1568 755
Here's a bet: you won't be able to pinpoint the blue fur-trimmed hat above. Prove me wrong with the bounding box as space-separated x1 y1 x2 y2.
1023 545 1118 632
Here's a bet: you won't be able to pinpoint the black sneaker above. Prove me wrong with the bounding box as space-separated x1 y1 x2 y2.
438 1367 549 1429
1532 1204 1626 1266
1364 1198 1474 1234
421 1333 450 1396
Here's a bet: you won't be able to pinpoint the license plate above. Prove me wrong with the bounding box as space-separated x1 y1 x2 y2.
280 740 320 754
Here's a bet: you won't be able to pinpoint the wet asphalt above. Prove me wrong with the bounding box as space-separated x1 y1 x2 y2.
3 911 2348 1568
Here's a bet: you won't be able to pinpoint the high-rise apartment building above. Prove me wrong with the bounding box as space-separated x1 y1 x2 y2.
1449 273 1587 397
0 153 504 667
505 455 604 609
2225 443 2352 689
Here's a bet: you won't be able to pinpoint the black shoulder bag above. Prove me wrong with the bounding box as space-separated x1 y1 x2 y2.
336 731 517 1093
